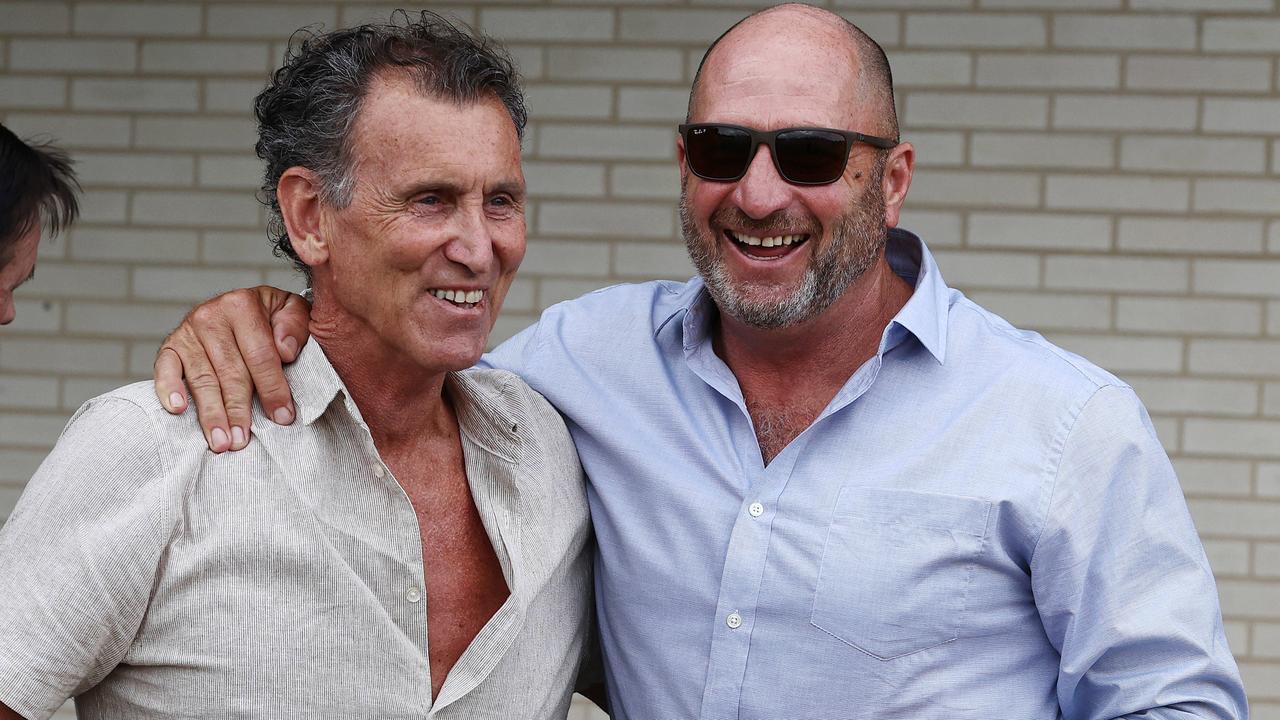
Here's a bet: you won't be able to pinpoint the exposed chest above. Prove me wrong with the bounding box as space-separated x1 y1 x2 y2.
741 384 834 464
384 437 510 699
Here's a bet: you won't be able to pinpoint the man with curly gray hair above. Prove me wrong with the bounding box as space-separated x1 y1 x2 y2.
0 13 593 719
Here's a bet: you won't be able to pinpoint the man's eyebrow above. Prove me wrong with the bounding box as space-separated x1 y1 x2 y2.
490 180 526 198
402 179 526 198
19 268 34 287
403 180 462 197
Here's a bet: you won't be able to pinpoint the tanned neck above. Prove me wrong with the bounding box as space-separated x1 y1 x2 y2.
310 303 455 450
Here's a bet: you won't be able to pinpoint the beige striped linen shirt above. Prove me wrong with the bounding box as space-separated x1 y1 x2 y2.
0 340 593 719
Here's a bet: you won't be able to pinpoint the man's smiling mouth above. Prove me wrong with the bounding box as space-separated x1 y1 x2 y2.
725 230 809 259
429 288 486 309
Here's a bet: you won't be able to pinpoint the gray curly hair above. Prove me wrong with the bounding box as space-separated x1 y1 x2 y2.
253 10 527 282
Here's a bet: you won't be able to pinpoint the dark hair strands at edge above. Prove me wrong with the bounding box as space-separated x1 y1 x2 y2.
252 9 527 284
0 124 81 264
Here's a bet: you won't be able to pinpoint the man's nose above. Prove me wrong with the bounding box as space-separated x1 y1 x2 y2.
0 295 15 326
443 205 496 274
730 145 793 219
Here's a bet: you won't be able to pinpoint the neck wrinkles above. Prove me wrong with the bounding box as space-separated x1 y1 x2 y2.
310 302 453 445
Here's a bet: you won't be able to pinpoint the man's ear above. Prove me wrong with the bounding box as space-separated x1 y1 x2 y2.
277 167 329 267
881 141 915 229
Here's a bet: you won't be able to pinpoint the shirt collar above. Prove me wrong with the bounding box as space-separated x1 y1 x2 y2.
884 228 950 364
448 371 522 465
288 339 348 427
287 341 522 463
659 227 951 364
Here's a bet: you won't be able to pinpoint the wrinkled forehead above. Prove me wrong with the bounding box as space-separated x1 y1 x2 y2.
692 18 863 129
349 73 522 182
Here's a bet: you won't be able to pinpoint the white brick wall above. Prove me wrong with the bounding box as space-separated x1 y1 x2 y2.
4 1 1280 713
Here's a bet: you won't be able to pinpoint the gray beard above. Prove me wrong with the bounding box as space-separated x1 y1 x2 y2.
679 171 888 330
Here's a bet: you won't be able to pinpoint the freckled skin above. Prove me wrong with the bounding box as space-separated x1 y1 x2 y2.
0 225 40 325
298 74 524 699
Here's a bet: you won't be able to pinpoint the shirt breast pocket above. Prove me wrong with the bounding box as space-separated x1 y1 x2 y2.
810 486 992 660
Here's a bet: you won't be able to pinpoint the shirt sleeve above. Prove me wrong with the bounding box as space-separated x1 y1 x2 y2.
478 318 542 376
1030 385 1248 720
0 397 173 720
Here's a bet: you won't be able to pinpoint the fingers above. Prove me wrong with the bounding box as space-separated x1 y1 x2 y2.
196 319 256 452
153 347 189 414
149 286 307 454
261 286 311 364
229 288 296 428
156 320 233 453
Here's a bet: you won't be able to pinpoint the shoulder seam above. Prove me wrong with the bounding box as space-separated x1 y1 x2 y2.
1028 384 1128 564
79 393 175 537
951 297 1127 392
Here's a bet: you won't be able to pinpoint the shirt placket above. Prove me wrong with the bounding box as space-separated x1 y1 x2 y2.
692 353 886 720
350 414 433 679
697 444 805 720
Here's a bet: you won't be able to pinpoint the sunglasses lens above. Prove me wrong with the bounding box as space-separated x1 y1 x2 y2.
686 125 753 181
776 129 849 184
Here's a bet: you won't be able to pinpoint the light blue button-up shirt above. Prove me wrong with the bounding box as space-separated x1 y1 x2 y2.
484 230 1247 720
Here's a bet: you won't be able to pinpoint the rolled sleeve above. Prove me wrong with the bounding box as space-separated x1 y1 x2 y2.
0 398 172 719
1031 385 1247 720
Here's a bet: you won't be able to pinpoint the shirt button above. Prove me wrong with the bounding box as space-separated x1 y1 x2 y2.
726 612 742 629
406 587 422 603
748 502 764 518
372 463 386 479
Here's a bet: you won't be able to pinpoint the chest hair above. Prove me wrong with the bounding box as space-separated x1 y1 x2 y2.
748 398 823 465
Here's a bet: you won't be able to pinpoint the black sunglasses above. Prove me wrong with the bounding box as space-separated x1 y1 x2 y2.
679 123 897 186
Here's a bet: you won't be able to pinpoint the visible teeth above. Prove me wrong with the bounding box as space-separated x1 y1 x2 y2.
733 232 803 247
431 289 485 306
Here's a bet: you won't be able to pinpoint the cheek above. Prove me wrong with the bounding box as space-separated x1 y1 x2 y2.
495 227 527 273
684 181 731 227
817 197 854 224
801 185 856 223
380 228 446 271
354 212 431 269
385 241 429 269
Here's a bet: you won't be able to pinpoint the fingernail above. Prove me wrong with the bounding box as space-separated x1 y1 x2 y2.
283 337 299 358
231 426 246 448
273 406 294 425
169 392 185 411
211 427 229 451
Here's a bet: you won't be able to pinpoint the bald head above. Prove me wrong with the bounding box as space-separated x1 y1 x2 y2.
687 4 898 140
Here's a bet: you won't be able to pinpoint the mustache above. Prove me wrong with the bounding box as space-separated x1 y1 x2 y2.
709 206 821 237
